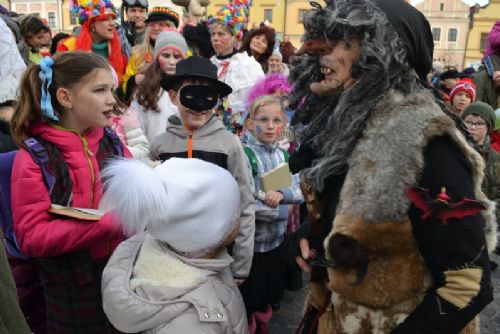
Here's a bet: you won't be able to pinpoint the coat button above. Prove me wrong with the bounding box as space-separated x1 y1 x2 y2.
217 313 223 319
204 312 210 319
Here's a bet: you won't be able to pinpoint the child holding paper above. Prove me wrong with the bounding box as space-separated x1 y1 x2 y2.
241 94 303 334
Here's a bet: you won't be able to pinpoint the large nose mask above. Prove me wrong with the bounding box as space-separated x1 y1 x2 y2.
179 85 219 112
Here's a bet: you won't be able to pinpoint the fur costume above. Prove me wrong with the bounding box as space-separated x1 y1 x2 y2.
288 0 496 333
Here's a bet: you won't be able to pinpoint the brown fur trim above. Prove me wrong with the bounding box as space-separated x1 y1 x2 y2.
326 215 425 308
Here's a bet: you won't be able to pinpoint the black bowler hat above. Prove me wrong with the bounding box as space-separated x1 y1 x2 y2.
160 56 233 98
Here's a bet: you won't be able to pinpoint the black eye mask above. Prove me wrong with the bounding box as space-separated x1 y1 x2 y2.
179 85 219 112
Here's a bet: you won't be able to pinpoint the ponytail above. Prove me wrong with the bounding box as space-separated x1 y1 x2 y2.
11 64 43 147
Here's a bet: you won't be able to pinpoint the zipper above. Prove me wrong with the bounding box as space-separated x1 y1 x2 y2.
80 134 96 208
185 126 194 158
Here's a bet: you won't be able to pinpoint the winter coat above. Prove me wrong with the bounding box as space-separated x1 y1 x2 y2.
484 20 500 58
110 110 150 159
0 119 16 153
102 233 248 334
244 133 303 252
150 115 255 278
11 123 130 259
478 141 500 223
210 52 265 114
0 231 31 334
129 90 178 143
474 66 500 109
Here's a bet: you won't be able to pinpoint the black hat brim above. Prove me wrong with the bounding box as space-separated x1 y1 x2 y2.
160 73 233 98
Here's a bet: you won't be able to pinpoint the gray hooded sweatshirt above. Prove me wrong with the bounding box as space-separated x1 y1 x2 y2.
150 115 255 278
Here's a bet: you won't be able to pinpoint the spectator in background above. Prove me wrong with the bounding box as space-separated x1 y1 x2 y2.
449 77 476 117
121 0 148 47
474 53 500 110
59 0 125 82
267 49 290 76
120 6 180 102
462 101 500 259
484 20 500 60
19 15 51 64
241 25 276 73
208 0 264 133
439 69 461 105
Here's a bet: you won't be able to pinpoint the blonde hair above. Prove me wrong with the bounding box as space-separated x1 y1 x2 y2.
133 26 155 74
248 95 287 123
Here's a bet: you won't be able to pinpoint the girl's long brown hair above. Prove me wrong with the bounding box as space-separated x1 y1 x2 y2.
11 51 111 147
135 61 163 113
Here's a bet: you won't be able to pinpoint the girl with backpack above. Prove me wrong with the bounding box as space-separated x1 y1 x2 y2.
10 51 130 333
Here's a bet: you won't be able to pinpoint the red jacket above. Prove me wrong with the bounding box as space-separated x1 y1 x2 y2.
491 131 500 152
11 123 131 259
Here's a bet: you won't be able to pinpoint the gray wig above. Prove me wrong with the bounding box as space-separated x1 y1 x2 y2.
290 0 424 193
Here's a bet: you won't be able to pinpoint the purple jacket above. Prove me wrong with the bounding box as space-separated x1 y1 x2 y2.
484 21 500 59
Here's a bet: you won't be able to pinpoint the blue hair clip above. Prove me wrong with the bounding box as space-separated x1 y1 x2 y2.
39 57 59 121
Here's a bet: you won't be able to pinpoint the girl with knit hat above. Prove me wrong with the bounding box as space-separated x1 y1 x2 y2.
462 101 500 261
450 77 476 116
208 0 265 133
58 0 126 82
127 29 188 143
120 6 180 101
101 158 248 334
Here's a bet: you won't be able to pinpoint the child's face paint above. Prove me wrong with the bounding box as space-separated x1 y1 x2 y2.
252 103 284 145
157 48 184 75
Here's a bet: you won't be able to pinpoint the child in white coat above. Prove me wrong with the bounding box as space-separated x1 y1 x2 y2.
100 158 248 334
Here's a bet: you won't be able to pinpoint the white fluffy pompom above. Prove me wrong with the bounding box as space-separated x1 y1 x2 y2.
99 159 170 236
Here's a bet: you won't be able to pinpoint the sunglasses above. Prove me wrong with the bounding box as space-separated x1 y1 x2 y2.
124 0 148 8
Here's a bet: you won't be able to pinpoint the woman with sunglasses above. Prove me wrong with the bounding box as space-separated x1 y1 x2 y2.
120 6 180 102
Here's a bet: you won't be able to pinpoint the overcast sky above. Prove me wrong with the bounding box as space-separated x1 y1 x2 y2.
412 0 489 6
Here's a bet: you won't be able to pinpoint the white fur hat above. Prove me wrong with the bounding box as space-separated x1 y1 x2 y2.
100 158 240 257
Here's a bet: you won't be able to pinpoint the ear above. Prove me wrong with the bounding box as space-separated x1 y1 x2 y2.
168 89 179 106
244 117 255 132
56 87 73 110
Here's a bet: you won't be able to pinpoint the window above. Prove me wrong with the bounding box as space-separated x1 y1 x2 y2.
264 9 272 23
70 10 77 25
480 33 489 52
440 3 444 11
48 12 56 29
432 27 441 41
298 9 307 23
448 28 457 42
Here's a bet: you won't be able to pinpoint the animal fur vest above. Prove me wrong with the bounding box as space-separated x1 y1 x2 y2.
314 89 496 334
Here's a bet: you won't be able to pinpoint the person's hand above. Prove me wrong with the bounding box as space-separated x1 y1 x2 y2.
264 191 284 208
135 74 145 85
295 238 315 273
234 278 245 286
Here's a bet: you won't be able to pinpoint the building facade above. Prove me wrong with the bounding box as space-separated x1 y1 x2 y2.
207 0 325 48
464 0 500 69
415 0 471 71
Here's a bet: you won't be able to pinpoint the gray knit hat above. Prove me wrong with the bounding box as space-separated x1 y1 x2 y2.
462 101 496 134
153 30 188 60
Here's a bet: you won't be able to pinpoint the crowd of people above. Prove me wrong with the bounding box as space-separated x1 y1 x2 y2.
0 0 499 333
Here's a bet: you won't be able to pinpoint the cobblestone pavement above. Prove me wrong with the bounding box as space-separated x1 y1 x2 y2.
269 252 500 333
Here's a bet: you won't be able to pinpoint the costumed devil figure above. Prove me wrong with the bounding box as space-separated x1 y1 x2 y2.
286 0 497 333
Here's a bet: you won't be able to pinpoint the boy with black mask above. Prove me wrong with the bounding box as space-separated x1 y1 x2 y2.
150 56 256 287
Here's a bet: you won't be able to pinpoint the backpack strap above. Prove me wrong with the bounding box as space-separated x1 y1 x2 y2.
24 137 56 194
244 146 259 177
103 127 125 157
280 148 289 163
